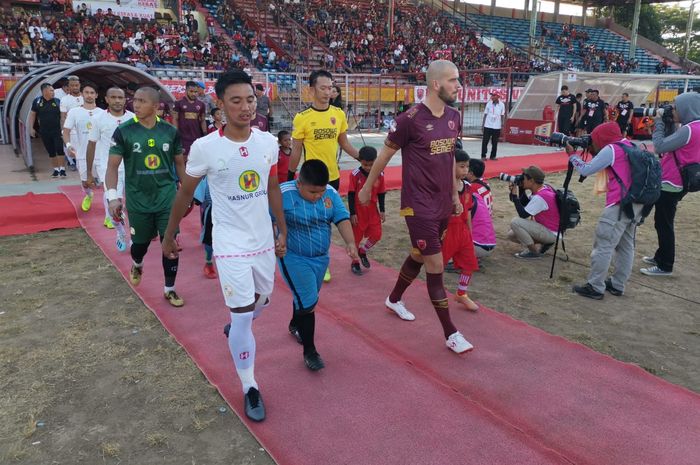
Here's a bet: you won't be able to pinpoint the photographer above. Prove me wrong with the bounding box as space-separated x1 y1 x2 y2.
641 92 700 277
567 122 641 299
507 166 560 259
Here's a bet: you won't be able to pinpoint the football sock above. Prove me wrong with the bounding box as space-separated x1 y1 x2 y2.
162 255 179 288
102 194 110 220
426 272 457 338
296 311 316 355
252 294 269 320
389 255 422 303
359 238 377 255
228 311 257 393
130 242 149 266
457 273 471 294
204 244 213 264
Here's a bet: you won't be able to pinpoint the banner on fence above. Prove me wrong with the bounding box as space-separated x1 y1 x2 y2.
413 86 524 104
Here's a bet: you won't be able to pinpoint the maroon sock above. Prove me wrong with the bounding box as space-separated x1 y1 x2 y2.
426 272 457 338
389 255 423 303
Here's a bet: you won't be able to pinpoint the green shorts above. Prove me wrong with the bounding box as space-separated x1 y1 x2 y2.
127 209 178 244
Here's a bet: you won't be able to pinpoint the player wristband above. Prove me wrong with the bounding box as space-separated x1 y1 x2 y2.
65 142 72 149
106 189 119 202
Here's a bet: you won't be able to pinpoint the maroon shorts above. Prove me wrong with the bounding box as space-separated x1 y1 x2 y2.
404 216 449 256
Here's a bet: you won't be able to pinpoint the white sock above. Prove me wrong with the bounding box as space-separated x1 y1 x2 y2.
132 260 143 269
228 311 257 393
252 294 270 320
103 194 110 220
164 285 175 293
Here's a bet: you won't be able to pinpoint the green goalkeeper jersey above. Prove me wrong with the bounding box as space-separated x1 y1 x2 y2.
109 116 183 213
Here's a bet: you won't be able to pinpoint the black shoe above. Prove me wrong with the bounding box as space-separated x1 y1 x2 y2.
304 351 325 371
351 262 362 275
604 278 623 297
59 170 67 177
51 169 59 178
481 156 487 160
288 323 303 344
572 283 604 300
489 156 498 160
223 323 231 338
359 252 370 269
540 243 553 254
244 387 265 422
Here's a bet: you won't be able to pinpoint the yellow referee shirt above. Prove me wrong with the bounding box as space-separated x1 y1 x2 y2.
292 105 348 181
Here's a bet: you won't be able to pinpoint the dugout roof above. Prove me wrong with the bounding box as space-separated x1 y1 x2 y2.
4 62 174 170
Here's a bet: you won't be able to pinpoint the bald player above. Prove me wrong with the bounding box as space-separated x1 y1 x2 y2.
358 60 474 354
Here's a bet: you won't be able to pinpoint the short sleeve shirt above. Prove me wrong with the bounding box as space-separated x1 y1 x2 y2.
616 101 634 122
89 110 134 167
174 97 205 142
60 94 84 114
385 103 460 220
583 99 606 125
256 94 271 116
484 101 505 129
31 97 61 133
109 117 183 213
348 167 385 204
555 94 575 120
250 114 269 132
280 180 349 258
292 105 349 182
186 128 279 255
63 106 104 159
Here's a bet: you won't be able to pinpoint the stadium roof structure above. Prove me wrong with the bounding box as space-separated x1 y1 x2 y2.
3 62 175 170
564 0 683 5
510 71 700 121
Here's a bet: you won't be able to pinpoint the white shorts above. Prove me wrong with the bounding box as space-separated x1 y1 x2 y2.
96 162 125 197
215 249 276 308
77 155 98 182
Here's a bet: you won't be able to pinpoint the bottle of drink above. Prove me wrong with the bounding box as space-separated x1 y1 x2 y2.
115 216 129 252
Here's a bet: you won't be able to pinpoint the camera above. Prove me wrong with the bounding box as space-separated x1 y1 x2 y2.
499 173 524 185
548 132 592 149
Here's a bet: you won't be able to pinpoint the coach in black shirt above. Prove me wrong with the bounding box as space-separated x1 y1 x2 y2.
28 83 65 177
580 89 607 134
555 85 576 135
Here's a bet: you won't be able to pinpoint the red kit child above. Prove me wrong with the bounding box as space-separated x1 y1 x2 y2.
346 146 386 275
277 130 292 185
442 149 479 311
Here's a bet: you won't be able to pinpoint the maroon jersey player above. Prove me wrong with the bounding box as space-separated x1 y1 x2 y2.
172 81 207 160
358 60 474 354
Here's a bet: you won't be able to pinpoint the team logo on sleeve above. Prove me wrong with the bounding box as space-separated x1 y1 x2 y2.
239 147 249 158
144 154 161 169
239 170 260 192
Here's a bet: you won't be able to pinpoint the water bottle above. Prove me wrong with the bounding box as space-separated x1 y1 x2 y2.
115 217 129 252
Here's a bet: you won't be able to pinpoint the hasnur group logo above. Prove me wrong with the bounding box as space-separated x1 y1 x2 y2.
144 154 161 169
239 170 261 192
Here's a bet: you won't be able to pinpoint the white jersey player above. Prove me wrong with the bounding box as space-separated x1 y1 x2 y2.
86 87 134 228
60 76 83 166
62 84 103 212
161 70 287 423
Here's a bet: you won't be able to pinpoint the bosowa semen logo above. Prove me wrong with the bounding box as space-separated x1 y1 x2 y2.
239 170 261 192
144 154 161 169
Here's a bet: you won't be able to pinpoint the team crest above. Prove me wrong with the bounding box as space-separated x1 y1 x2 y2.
223 284 234 297
239 146 249 158
448 120 456 130
330 117 336 126
417 239 427 250
162 143 170 152
324 197 332 209
147 138 155 147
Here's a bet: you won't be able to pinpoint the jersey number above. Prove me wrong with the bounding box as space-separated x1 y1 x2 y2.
132 142 142 153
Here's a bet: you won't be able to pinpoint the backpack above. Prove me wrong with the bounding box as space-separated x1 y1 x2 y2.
554 187 581 232
610 143 662 221
672 152 700 193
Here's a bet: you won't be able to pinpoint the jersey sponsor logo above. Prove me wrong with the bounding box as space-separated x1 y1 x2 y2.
239 170 260 192
147 138 155 147
313 127 338 140
324 197 332 209
239 146 249 158
145 154 162 170
448 120 456 130
163 143 170 152
86 122 93 130
184 111 199 120
429 138 456 155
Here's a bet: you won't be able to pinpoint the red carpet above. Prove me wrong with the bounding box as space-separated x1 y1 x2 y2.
337 151 569 195
0 192 80 237
61 185 700 465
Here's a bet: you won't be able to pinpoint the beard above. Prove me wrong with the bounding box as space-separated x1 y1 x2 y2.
438 86 457 105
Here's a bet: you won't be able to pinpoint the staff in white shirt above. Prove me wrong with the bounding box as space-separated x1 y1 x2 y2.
481 91 505 160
